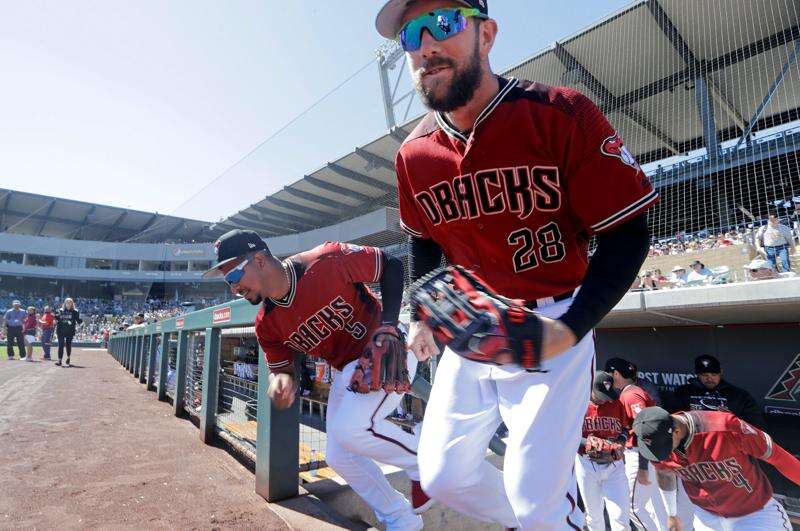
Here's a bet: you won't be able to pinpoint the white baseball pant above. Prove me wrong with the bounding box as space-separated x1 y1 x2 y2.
417 297 593 530
677 478 695 530
575 454 630 530
692 497 792 531
625 448 668 530
325 352 422 531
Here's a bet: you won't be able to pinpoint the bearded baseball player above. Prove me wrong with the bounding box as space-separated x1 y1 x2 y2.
204 230 431 531
635 407 800 531
376 1 657 528
607 357 669 530
577 371 630 531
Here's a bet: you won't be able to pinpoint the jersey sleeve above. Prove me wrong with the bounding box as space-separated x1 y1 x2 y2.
326 242 385 284
621 388 649 420
255 317 295 374
730 416 773 460
561 90 659 234
396 151 432 239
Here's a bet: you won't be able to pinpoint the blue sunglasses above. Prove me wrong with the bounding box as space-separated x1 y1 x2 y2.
224 256 251 285
399 7 486 52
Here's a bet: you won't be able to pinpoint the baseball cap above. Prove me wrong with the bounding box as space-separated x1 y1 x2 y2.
633 407 675 462
604 357 636 379
592 371 619 401
671 265 685 272
689 260 705 268
694 354 721 374
202 229 269 279
376 0 488 39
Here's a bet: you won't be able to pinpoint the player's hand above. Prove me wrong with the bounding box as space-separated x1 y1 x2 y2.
667 516 683 531
268 372 296 409
539 317 578 362
636 468 651 485
408 321 438 362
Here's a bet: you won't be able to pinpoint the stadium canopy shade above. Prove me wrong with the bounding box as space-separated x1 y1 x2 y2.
216 0 799 237
0 187 213 243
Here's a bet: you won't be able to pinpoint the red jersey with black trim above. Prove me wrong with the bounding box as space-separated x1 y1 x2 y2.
654 411 775 518
619 384 656 448
255 242 383 373
579 399 628 456
396 77 657 300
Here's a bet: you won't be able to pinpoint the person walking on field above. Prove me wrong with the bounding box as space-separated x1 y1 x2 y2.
39 306 55 360
22 306 38 362
54 298 82 367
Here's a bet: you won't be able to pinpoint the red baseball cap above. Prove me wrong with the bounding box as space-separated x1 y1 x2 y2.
375 0 488 39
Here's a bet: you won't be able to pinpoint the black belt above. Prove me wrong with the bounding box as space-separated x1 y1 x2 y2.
524 289 576 309
765 244 789 250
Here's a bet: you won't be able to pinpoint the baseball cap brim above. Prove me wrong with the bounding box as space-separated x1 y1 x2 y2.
201 255 244 280
637 437 671 462
376 0 473 39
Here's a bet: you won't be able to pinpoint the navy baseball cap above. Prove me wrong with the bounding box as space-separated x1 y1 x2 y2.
695 355 721 374
604 357 636 379
376 0 488 39
633 407 675 462
592 371 619 401
203 229 269 279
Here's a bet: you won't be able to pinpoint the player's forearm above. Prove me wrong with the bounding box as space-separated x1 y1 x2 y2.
379 254 404 326
559 214 649 339
764 442 800 486
409 236 443 282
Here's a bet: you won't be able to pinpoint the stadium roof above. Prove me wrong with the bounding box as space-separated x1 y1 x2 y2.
216 0 800 237
0 188 214 243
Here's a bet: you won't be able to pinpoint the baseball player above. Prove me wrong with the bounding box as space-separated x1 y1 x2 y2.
576 371 630 531
635 407 800 530
203 230 431 531
375 1 657 527
607 357 668 530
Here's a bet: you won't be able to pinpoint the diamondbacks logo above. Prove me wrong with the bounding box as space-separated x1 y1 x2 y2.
601 133 639 170
765 353 800 402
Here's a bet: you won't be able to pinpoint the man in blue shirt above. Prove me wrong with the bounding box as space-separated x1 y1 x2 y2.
4 300 27 360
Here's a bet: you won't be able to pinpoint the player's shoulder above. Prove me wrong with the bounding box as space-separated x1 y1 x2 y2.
620 384 647 400
685 410 743 435
505 79 602 123
402 113 441 147
295 241 376 268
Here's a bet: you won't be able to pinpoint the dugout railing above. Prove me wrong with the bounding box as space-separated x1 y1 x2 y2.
107 299 299 502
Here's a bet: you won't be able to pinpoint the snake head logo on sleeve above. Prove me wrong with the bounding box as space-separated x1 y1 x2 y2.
601 133 639 170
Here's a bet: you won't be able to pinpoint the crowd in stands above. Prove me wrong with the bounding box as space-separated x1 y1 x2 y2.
1 293 221 343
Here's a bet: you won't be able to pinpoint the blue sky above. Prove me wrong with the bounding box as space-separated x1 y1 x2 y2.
0 0 632 222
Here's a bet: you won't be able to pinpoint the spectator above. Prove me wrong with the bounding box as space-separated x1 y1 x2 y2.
22 306 38 362
673 354 764 429
233 349 257 381
669 265 688 284
4 300 26 360
640 270 658 290
39 306 55 360
686 260 712 282
653 269 666 283
54 298 82 367
756 214 796 272
745 258 779 281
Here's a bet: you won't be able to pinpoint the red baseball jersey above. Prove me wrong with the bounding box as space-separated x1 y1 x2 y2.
654 411 775 518
396 77 657 300
619 384 656 448
579 399 628 456
255 242 383 373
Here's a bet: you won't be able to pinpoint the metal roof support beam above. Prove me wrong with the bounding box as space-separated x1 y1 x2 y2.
234 211 305 233
695 76 721 160
389 127 409 143
354 147 396 173
282 186 353 211
77 204 96 239
228 216 283 235
124 212 163 243
103 211 128 241
264 196 340 223
304 175 373 203
552 43 680 155
327 163 393 192
34 199 57 236
0 190 13 231
247 204 318 229
735 38 800 150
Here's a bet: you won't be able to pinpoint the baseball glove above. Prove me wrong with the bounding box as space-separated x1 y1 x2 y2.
583 435 624 463
408 265 544 371
348 325 411 394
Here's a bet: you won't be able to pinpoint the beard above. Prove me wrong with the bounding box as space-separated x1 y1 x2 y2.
413 38 483 113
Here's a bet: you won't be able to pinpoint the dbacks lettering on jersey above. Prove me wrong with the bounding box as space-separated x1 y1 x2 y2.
284 296 367 352
414 165 561 227
674 457 752 493
584 416 623 433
